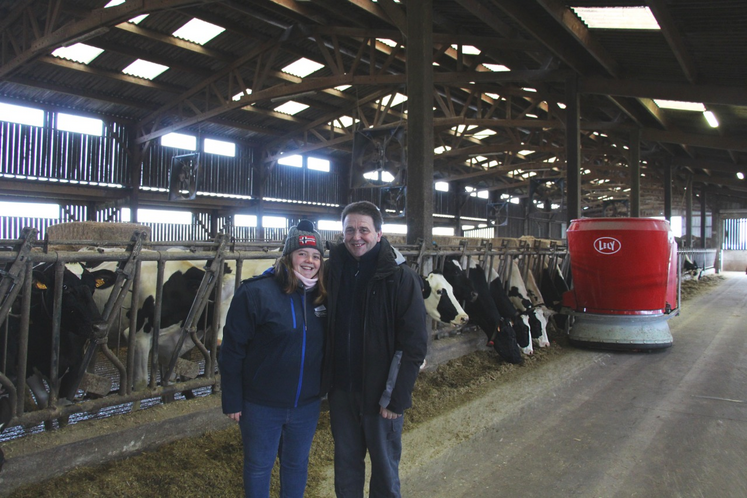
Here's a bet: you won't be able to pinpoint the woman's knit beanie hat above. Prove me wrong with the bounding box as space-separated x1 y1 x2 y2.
283 220 325 257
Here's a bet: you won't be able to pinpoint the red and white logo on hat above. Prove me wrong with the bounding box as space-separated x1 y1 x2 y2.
298 235 317 246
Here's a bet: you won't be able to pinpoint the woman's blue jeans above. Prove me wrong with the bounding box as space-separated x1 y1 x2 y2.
238 399 321 498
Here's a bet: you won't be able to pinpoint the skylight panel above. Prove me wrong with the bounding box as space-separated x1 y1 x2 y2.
122 59 168 80
451 124 477 134
274 101 309 116
378 93 408 108
129 14 148 24
57 113 103 136
704 110 719 128
52 43 104 64
483 63 510 72
435 181 450 192
333 116 357 128
571 6 660 30
335 85 352 91
104 0 125 6
434 145 451 155
518 150 535 156
0 102 44 127
377 38 399 48
282 58 324 78
473 129 496 140
452 44 481 55
654 100 706 112
173 18 225 45
232 88 253 101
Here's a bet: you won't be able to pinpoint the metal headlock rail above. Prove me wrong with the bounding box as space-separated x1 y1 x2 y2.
10 230 709 439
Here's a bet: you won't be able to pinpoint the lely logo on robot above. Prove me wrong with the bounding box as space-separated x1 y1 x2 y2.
594 237 621 255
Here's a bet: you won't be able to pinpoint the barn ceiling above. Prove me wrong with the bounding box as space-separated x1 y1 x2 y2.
1 0 747 216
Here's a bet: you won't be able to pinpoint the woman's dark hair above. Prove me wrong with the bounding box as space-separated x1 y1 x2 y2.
274 253 327 305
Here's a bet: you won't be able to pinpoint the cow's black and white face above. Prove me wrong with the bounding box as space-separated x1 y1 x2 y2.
32 264 106 341
442 260 478 303
423 273 469 326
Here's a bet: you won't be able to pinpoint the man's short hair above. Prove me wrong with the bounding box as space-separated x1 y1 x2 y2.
341 201 383 232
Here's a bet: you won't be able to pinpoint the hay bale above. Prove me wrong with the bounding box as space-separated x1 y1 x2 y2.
46 222 150 250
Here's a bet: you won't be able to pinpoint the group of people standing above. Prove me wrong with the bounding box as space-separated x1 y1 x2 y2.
219 200 429 498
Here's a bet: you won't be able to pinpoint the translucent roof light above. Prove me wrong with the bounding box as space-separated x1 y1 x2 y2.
473 129 496 140
282 58 324 78
655 100 706 112
232 88 252 101
378 93 408 108
274 101 309 115
122 59 168 80
483 63 510 72
52 43 104 64
173 18 225 45
452 44 481 55
572 6 660 30
377 38 399 48
704 110 719 128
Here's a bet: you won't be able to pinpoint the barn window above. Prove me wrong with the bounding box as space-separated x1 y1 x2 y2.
435 181 449 192
121 208 192 225
235 214 257 227
0 102 44 127
433 226 455 236
57 113 103 136
278 155 303 168
0 201 58 218
263 216 287 229
318 220 341 231
308 157 330 172
162 133 197 151
383 224 407 234
204 138 235 157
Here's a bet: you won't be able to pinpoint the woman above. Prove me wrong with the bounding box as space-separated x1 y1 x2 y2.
219 220 327 498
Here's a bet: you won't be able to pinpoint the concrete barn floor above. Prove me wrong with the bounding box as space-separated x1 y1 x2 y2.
401 272 747 498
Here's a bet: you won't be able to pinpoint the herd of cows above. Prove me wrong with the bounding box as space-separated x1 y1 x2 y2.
0 240 571 456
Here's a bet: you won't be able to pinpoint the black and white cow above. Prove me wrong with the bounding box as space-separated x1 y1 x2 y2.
441 259 479 303
504 260 550 354
87 255 276 390
422 271 469 326
1 263 107 407
440 258 523 364
683 254 702 279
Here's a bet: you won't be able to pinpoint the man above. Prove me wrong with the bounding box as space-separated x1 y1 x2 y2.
322 200 428 497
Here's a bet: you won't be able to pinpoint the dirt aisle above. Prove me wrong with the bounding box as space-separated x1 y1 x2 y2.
400 272 747 498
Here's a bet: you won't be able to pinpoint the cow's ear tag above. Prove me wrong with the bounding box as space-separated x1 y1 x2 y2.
95 278 106 288
34 281 47 290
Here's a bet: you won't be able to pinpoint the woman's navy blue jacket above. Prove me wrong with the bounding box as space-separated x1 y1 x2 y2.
219 268 326 413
